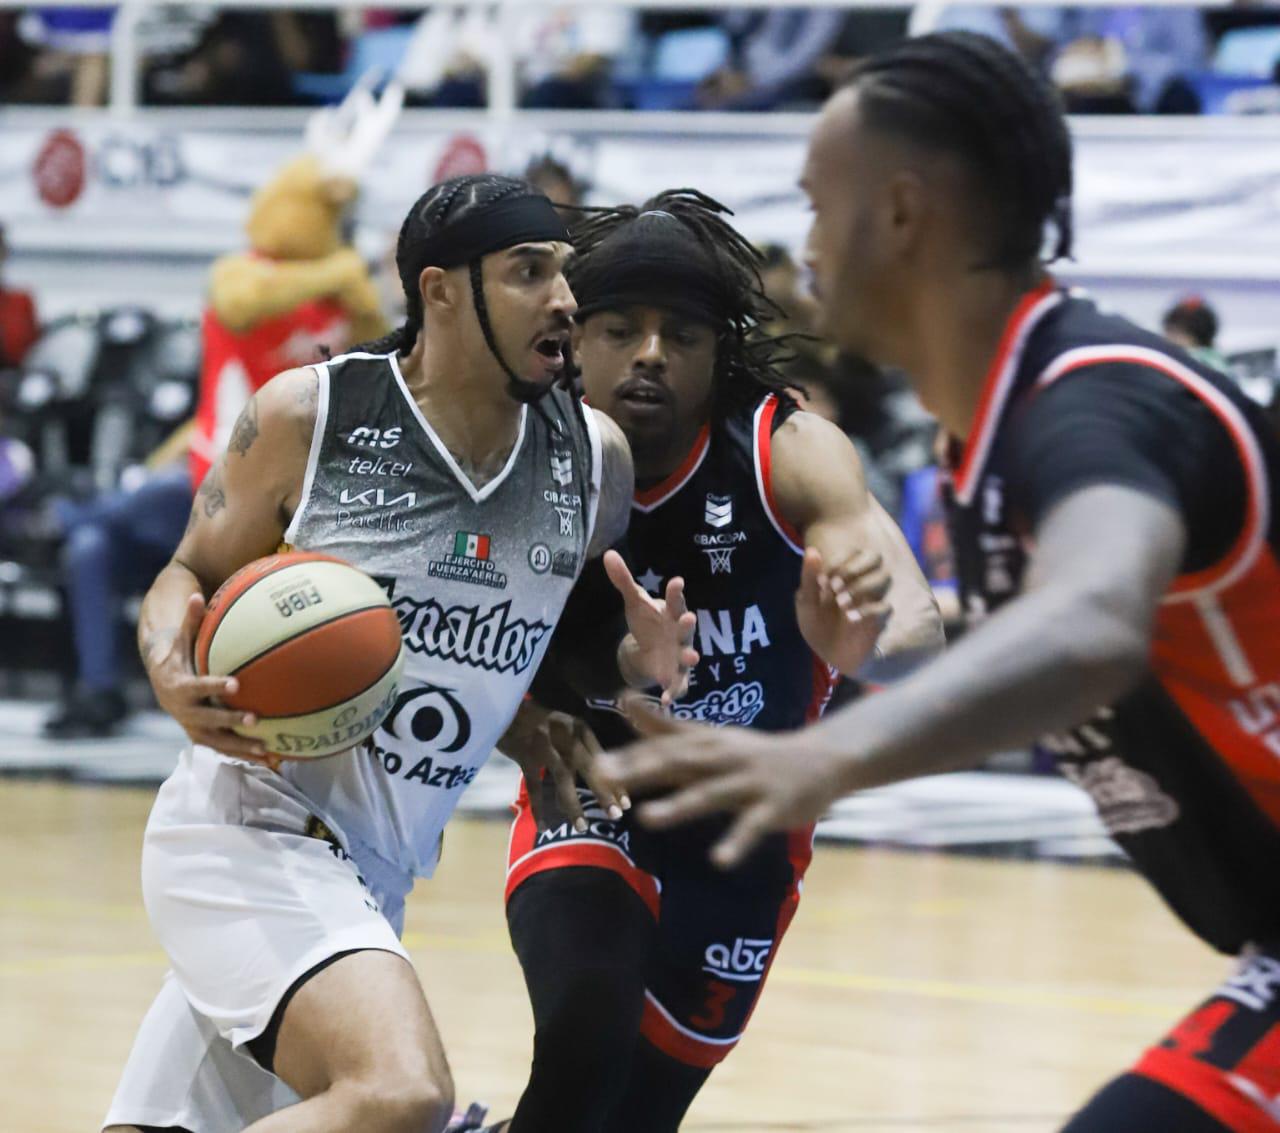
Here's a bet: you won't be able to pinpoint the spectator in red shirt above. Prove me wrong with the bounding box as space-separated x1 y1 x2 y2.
0 225 39 367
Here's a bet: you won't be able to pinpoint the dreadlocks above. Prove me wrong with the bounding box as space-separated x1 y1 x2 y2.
846 31 1074 271
567 188 801 420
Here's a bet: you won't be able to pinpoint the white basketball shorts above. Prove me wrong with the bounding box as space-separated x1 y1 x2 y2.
103 745 412 1132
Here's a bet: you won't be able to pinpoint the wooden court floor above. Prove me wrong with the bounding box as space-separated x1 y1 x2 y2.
1 778 1227 1133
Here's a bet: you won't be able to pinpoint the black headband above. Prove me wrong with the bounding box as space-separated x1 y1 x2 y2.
417 193 569 269
570 216 735 328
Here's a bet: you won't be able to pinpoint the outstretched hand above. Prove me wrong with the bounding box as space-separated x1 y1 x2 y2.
795 546 891 676
596 698 844 869
499 702 626 832
603 550 699 707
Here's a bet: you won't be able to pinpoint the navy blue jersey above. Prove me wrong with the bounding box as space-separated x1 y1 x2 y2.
944 282 1280 955
585 393 837 747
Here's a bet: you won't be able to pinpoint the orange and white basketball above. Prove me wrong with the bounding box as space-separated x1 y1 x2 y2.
195 551 404 759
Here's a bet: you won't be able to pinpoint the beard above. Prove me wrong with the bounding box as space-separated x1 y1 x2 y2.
502 337 576 404
504 373 555 403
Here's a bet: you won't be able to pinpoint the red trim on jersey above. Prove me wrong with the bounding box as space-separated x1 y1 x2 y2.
1034 346 1268 599
755 393 804 552
639 996 736 1069
638 824 814 1070
633 424 710 511
504 787 661 919
1135 1046 1279 1132
950 279 1060 505
1155 549 1280 827
805 653 839 724
1032 346 1280 826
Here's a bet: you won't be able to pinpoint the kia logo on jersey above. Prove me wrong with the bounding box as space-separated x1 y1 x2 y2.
705 494 733 528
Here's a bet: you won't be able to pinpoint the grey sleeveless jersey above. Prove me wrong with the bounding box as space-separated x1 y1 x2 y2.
278 351 601 878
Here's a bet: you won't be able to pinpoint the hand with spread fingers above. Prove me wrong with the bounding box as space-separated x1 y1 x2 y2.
498 700 629 832
598 697 844 870
795 546 891 676
604 549 700 706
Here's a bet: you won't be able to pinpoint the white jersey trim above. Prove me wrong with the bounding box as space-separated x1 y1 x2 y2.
283 362 331 546
584 404 605 546
387 353 529 504
752 394 805 556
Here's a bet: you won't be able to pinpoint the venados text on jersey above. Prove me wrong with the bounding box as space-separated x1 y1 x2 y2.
391 593 551 675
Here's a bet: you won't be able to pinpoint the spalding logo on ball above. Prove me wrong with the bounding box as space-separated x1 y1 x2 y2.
195 552 405 758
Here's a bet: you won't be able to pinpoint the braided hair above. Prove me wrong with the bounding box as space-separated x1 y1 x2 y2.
845 31 1074 271
360 174 539 355
569 189 800 420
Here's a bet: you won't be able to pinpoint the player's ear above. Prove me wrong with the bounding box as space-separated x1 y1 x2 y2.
418 265 452 316
883 168 928 260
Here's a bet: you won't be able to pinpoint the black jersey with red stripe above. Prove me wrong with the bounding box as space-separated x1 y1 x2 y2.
584 393 836 748
945 282 1280 955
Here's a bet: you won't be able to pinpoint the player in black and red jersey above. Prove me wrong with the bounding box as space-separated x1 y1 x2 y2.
610 32 1280 1133
491 191 942 1133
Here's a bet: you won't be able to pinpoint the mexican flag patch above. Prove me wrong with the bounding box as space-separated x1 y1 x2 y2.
453 532 491 560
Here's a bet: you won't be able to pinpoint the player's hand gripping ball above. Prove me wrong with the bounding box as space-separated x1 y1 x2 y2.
195 552 405 759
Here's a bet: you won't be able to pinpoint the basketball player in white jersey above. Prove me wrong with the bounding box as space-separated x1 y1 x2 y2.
103 175 697 1133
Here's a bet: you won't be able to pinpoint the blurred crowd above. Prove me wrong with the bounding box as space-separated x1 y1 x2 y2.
3 4 1280 114
1 2 1278 740
1 148 1274 738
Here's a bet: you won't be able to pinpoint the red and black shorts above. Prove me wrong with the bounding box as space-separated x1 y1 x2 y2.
1132 949 1280 1130
505 778 814 1069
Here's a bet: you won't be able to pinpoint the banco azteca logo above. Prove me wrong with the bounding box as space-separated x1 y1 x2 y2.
382 683 472 754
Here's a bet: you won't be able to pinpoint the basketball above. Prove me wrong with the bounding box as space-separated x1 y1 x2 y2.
194 551 404 759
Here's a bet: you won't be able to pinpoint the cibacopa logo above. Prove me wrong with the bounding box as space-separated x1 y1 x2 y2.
703 937 773 982
550 449 573 486
703 547 735 575
705 493 733 529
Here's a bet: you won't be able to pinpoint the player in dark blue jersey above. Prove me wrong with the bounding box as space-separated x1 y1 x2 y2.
610 32 1280 1133
488 191 942 1133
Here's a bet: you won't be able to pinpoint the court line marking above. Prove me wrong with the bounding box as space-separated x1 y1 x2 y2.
768 966 1188 1018
683 1117 1066 1130
1 932 1194 1020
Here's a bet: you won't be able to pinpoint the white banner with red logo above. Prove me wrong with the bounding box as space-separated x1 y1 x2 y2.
1 115 1278 312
